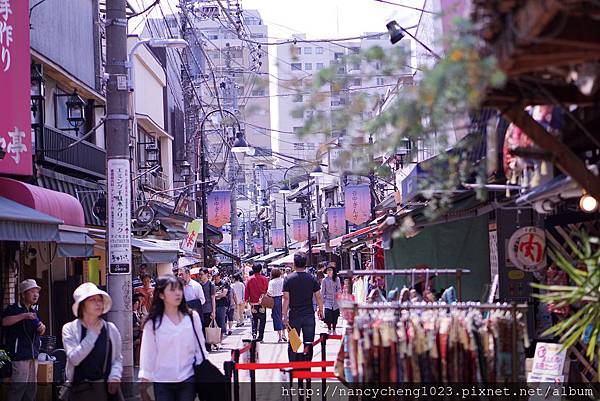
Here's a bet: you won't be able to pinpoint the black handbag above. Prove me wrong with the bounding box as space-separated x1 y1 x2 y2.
190 313 229 401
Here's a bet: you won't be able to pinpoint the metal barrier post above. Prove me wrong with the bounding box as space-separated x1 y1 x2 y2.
302 342 312 401
250 339 258 401
223 360 235 401
231 349 241 401
320 333 328 401
298 377 305 401
281 368 294 401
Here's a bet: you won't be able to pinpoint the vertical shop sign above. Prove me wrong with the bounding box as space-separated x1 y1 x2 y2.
0 0 32 176
207 190 231 227
344 185 371 225
327 207 346 237
292 219 309 242
181 219 202 253
271 228 285 249
108 159 131 274
508 226 547 272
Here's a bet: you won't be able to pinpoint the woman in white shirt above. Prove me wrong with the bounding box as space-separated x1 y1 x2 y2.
267 268 286 342
230 274 246 327
139 275 207 401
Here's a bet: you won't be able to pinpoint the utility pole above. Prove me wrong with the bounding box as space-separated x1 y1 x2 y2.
105 0 133 388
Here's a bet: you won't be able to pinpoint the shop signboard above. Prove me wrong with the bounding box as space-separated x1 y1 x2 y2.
253 238 264 254
181 219 202 253
207 190 231 227
292 219 309 242
107 159 131 275
400 165 418 202
271 228 285 249
327 207 346 238
527 342 567 383
0 0 32 176
344 184 371 225
508 226 547 272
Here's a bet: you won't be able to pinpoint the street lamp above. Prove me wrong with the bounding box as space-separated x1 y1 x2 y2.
231 131 253 153
127 38 189 90
66 89 86 135
386 20 441 60
180 160 191 180
283 166 315 267
310 164 324 178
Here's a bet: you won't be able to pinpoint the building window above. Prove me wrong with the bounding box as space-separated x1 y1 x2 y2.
250 33 265 38
334 52 344 60
316 47 324 54
350 47 360 54
291 109 304 119
352 78 362 87
251 88 265 96
304 63 312 70
306 143 316 150
291 63 302 71
293 142 304 150
376 77 385 85
293 94 303 102
304 47 312 54
375 62 381 70
316 62 324 70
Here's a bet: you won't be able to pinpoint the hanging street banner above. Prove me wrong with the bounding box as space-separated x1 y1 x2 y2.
238 238 245 255
271 228 285 249
327 207 346 238
344 184 371 225
107 159 131 274
292 219 309 242
181 219 202 253
253 238 264 254
0 0 32 176
206 190 231 227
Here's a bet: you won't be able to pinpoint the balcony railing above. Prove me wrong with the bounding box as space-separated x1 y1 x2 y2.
39 125 106 178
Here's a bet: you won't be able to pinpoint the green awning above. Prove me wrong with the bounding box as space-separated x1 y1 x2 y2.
57 230 96 257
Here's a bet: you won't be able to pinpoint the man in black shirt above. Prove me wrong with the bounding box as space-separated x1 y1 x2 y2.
213 271 230 342
283 252 324 362
1 279 46 401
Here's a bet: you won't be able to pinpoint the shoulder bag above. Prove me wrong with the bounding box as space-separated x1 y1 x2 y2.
190 314 228 401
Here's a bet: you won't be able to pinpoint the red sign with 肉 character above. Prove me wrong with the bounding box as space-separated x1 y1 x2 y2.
0 0 32 176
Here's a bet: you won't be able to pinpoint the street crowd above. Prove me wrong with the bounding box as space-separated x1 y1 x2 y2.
1 251 343 401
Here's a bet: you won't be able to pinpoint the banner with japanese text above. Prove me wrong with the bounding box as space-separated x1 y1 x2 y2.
206 190 231 227
181 219 202 253
271 228 285 249
238 238 245 255
327 207 346 238
253 238 264 254
344 185 371 225
0 0 31 175
292 219 309 242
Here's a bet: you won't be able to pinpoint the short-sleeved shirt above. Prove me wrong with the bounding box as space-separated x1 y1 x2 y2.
201 281 216 314
1 303 41 361
231 282 245 305
214 280 230 308
283 272 320 317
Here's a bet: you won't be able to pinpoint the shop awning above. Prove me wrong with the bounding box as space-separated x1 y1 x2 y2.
57 228 96 257
269 251 296 266
0 177 85 227
255 251 285 263
0 196 62 241
131 238 180 263
208 243 241 262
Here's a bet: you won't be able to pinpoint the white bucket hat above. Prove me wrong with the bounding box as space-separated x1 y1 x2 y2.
71 282 112 317
19 279 41 294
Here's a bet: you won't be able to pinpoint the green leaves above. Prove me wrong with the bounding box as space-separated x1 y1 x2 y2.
532 230 600 362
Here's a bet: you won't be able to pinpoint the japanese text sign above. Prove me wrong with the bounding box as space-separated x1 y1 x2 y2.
292 219 309 242
327 207 346 238
271 228 285 249
207 190 231 227
508 226 547 272
181 219 202 252
0 0 31 176
531 342 567 378
253 238 264 254
108 159 131 275
344 185 371 225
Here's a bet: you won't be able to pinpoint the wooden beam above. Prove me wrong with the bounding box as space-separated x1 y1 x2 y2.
503 105 600 199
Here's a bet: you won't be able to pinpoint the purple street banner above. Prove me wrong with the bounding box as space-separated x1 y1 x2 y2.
253 238 264 254
328 207 346 237
238 238 245 254
206 190 231 227
292 219 309 242
344 184 371 225
0 0 32 176
271 228 285 249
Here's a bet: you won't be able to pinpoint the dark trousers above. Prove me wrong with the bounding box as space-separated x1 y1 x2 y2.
287 313 316 362
250 304 266 341
215 306 228 337
203 312 212 349
153 376 196 401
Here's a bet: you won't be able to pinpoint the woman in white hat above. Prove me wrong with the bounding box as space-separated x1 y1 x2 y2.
61 283 123 401
139 275 207 401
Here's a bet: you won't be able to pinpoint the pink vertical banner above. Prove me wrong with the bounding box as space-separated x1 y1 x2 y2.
344 184 371 225
271 228 285 249
207 190 231 227
0 0 32 176
292 219 309 242
253 238 264 254
327 207 346 237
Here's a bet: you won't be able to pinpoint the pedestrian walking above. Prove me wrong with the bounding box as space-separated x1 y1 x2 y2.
198 268 216 350
244 263 268 342
321 264 341 333
134 274 154 316
212 272 230 340
282 252 324 361
267 268 286 342
132 264 156 289
62 282 122 401
139 275 208 401
179 267 206 316
1 279 46 401
230 274 246 327
225 275 237 335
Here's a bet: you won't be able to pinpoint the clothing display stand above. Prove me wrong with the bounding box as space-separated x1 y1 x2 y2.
338 268 471 301
340 301 527 382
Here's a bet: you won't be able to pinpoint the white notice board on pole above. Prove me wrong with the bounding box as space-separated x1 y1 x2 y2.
107 159 131 275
